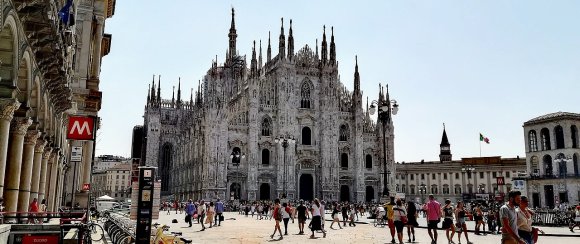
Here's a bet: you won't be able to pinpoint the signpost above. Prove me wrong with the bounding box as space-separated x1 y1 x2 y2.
136 167 156 244
496 176 505 186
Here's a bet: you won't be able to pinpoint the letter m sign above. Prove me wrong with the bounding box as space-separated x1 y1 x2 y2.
496 176 505 186
67 116 96 140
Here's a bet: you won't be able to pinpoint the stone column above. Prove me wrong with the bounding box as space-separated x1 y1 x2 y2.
48 150 60 212
3 117 32 220
0 99 20 198
90 16 105 79
37 146 51 202
55 162 65 209
17 130 40 220
82 140 94 187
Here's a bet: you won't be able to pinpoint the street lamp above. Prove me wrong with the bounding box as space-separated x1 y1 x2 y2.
230 149 245 200
462 165 475 197
369 84 399 198
274 134 295 199
419 184 427 204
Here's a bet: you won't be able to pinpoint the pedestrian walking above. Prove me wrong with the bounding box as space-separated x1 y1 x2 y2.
454 201 472 244
424 194 442 244
474 203 486 235
406 200 418 243
330 203 343 229
185 199 195 227
198 200 207 231
215 198 224 226
270 199 283 240
393 199 407 244
348 204 356 227
500 190 525 244
28 198 39 224
295 200 309 234
386 197 397 243
205 201 215 228
441 199 456 244
308 198 326 239
281 202 291 235
516 196 534 244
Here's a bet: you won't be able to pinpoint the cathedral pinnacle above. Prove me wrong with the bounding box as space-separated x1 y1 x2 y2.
330 26 336 65
228 8 238 61
147 83 151 105
354 56 360 92
267 31 272 62
321 25 328 64
279 18 286 59
288 19 294 60
251 40 257 77
150 74 156 103
172 85 175 107
177 77 182 107
315 38 319 60
258 40 263 70
157 75 161 104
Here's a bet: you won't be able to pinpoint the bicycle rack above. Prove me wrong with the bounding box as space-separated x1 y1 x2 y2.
104 212 136 244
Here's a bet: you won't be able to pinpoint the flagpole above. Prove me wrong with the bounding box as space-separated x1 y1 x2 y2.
479 138 482 157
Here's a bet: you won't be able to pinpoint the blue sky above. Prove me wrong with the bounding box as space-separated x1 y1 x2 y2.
98 0 580 162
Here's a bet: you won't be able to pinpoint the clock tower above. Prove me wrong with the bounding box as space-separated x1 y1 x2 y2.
439 125 452 162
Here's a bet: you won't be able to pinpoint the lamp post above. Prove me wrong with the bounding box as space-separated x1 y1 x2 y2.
462 165 475 199
419 184 427 204
369 84 399 198
230 149 245 200
274 134 295 199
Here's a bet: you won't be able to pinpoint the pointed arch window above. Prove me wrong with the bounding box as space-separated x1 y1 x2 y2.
302 127 312 145
341 153 348 168
555 125 565 149
528 130 538 152
300 80 312 109
365 154 372 169
261 117 271 136
541 128 551 150
571 125 578 148
262 149 270 165
339 124 349 141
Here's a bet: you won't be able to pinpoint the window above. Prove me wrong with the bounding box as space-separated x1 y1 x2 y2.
410 185 415 194
543 155 553 176
574 154 579 176
341 153 348 168
529 130 538 152
493 172 497 178
402 184 406 193
480 172 484 179
454 185 462 194
432 174 436 180
541 128 551 150
365 155 372 169
116 175 119 179
468 172 472 179
262 149 270 165
455 173 459 179
421 174 425 180
302 127 312 145
572 125 578 148
443 173 447 180
506 171 510 178
261 117 272 136
410 174 414 180
431 184 438 194
300 80 312 108
555 125 565 149
396 184 400 192
443 184 450 194
339 124 349 141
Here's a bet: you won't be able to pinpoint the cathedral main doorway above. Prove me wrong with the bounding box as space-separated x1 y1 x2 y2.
230 183 241 200
365 186 374 202
299 174 314 201
260 183 271 200
340 185 350 202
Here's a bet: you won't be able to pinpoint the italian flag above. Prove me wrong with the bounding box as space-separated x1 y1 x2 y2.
480 133 490 144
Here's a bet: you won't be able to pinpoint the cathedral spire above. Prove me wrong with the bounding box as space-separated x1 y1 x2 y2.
150 74 156 103
147 83 151 106
172 85 175 107
354 55 360 92
177 78 181 101
157 75 161 104
279 18 286 59
190 88 193 107
228 8 238 61
321 25 328 65
251 40 257 77
258 40 263 70
315 38 319 60
267 31 272 62
287 19 294 60
330 26 336 65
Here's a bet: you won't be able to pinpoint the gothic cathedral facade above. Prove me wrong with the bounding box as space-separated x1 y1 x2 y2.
140 9 396 202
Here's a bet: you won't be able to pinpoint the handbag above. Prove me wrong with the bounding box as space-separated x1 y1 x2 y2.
219 215 224 221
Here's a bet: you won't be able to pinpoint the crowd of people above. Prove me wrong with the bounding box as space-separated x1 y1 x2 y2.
160 193 580 244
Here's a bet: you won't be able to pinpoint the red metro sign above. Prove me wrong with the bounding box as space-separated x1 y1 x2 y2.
67 116 96 140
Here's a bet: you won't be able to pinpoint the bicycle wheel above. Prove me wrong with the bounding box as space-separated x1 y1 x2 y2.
90 223 104 241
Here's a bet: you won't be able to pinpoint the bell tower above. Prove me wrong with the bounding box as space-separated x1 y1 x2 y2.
439 124 452 162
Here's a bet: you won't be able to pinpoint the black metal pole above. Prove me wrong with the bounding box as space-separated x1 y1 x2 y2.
382 116 389 197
